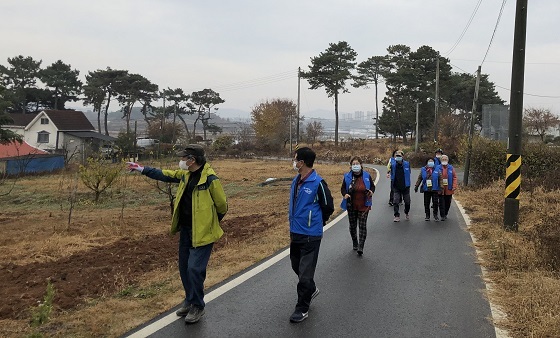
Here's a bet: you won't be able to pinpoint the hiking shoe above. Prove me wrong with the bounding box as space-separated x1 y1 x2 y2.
425 216 430 221
289 310 308 323
357 248 363 256
311 287 320 303
393 216 400 222
433 214 440 222
176 304 192 317
405 214 410 220
352 240 358 251
185 306 205 324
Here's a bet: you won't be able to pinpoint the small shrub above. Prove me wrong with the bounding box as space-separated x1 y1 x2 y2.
78 157 122 202
30 281 55 327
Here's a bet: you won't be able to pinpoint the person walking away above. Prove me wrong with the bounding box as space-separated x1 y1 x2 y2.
414 158 442 221
289 147 334 323
390 150 411 222
341 156 375 256
434 148 443 166
437 154 457 221
127 144 227 324
386 149 398 206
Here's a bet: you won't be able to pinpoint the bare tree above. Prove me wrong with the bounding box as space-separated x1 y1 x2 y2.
523 107 560 143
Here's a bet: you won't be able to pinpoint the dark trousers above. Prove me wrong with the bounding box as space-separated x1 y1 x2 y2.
179 226 214 309
393 188 411 217
347 208 369 248
290 238 321 313
423 191 439 217
438 194 453 217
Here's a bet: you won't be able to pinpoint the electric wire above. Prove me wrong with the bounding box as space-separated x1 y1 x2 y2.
185 69 298 93
443 0 484 57
481 0 508 66
495 84 560 98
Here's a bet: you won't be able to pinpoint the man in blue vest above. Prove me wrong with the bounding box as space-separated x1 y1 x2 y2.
288 147 334 323
390 150 411 222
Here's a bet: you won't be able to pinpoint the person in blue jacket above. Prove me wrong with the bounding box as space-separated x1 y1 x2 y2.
414 158 442 221
341 156 375 256
390 150 411 222
434 148 444 166
288 147 334 323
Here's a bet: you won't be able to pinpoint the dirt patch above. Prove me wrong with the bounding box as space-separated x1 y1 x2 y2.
0 212 273 321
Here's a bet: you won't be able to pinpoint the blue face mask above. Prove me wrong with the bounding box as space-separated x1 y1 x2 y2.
395 156 403 162
427 162 434 168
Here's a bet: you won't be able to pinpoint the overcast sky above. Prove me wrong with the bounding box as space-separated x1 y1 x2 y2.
1 0 559 119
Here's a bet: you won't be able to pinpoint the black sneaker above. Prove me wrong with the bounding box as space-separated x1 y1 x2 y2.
357 248 363 256
425 216 430 221
289 310 308 323
185 306 205 324
176 304 192 317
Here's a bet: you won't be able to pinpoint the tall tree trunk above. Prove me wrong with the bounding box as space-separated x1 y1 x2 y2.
334 92 339 147
177 115 191 140
103 91 112 136
97 108 101 132
374 80 379 139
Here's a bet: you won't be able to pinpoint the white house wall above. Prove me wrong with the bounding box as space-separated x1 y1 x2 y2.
25 112 58 151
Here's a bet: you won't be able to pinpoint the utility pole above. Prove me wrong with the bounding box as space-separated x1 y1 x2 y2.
297 67 301 145
415 103 419 152
434 57 440 142
463 66 482 187
504 0 528 231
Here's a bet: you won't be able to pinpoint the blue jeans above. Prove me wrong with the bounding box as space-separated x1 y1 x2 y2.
179 226 213 309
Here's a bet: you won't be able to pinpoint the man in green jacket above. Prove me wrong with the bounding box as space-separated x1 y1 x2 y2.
127 144 227 324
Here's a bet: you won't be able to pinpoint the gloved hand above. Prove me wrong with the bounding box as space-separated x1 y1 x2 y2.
414 186 418 193
126 162 144 173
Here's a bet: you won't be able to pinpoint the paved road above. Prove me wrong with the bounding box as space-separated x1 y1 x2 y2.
125 165 495 338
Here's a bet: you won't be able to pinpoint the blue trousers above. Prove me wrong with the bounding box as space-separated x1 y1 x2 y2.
179 226 213 309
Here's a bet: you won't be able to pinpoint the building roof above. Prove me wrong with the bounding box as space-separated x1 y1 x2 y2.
66 131 116 142
41 110 95 131
0 141 49 159
6 110 95 131
6 113 38 127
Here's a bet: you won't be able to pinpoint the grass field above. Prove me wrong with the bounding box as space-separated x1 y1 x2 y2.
0 156 558 337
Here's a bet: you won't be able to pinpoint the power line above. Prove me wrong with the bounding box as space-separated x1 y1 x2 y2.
449 62 477 75
495 84 560 98
481 0 508 66
185 69 298 93
454 58 560 65
443 0 484 57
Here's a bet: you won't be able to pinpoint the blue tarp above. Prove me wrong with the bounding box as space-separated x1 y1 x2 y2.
4 155 65 175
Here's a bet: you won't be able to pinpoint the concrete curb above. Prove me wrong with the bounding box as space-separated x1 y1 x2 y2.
455 200 511 338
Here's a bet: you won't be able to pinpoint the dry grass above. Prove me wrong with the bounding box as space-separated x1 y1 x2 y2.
0 158 348 337
455 182 560 338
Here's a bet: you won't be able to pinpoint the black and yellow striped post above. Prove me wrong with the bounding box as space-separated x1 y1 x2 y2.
504 154 521 231
503 0 527 231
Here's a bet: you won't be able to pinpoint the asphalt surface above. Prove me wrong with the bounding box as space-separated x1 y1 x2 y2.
125 165 495 338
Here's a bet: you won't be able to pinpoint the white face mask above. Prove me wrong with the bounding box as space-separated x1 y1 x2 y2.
179 160 189 170
441 161 448 166
436 154 442 158
293 161 299 171
351 164 361 173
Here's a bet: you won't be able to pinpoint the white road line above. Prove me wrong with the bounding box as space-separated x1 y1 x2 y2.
126 168 380 338
455 200 511 338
